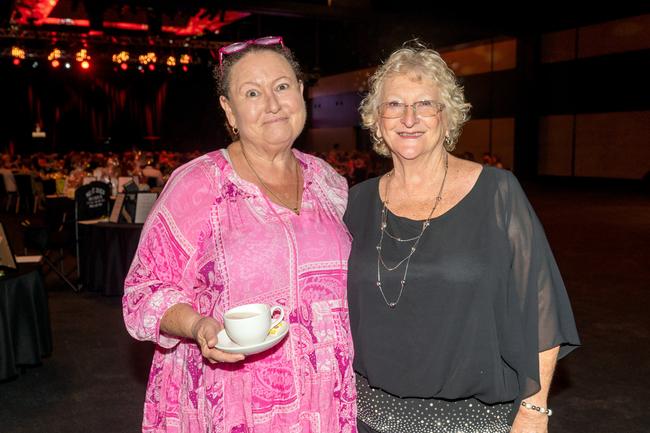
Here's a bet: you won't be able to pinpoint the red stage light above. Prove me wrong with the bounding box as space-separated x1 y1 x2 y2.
182 65 188 72
81 60 90 69
51 59 60 68
148 64 155 71
120 62 128 71
13 58 21 66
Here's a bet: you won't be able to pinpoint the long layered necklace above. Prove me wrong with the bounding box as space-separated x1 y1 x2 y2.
376 152 448 308
241 144 302 215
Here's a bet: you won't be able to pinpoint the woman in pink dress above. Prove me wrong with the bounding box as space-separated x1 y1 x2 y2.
123 37 356 433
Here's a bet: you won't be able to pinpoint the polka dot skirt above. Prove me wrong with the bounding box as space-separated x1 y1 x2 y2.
356 374 513 433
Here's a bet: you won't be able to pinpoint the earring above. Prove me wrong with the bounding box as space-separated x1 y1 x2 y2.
232 126 239 135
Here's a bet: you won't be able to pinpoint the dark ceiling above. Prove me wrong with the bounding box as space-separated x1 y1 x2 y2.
2 1 648 75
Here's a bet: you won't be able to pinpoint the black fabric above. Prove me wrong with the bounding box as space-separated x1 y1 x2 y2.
0 269 52 381
42 179 56 196
14 174 34 214
357 419 379 433
74 181 111 221
345 167 580 407
23 197 74 252
78 222 142 296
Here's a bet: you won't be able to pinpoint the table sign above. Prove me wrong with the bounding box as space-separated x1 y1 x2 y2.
134 193 158 224
0 222 17 272
110 194 126 223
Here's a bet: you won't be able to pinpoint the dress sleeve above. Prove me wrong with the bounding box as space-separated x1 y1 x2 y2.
122 160 215 349
503 172 580 396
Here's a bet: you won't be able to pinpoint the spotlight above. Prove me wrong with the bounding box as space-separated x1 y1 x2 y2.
64 62 71 69
148 63 155 71
11 46 26 60
138 52 157 65
51 59 60 68
32 61 39 68
13 58 21 66
120 62 128 71
48 48 62 62
112 51 130 64
76 49 91 70
75 49 90 63
181 65 188 72
166 56 176 67
180 54 191 65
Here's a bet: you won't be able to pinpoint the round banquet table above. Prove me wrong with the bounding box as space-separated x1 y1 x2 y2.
0 268 52 381
77 222 143 296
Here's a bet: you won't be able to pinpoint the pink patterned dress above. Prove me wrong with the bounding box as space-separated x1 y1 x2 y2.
123 149 356 433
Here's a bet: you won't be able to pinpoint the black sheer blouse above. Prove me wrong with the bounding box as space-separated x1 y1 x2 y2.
344 167 580 405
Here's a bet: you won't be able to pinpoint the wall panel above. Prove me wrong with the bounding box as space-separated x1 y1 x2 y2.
575 111 650 179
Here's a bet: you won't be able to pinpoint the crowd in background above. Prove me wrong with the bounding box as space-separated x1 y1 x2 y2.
320 148 506 186
1 148 507 208
1 150 201 186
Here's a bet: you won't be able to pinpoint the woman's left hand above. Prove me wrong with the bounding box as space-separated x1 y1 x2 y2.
510 408 549 433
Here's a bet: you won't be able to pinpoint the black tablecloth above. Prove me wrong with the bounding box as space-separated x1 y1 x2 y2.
0 269 52 381
78 222 143 296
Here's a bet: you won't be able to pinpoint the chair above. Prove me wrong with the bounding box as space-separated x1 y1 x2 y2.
0 170 18 212
21 203 77 291
0 175 7 212
14 174 36 214
146 176 158 189
74 181 111 221
74 181 111 289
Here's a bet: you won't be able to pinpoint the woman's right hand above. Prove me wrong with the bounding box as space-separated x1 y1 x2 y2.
190 316 246 363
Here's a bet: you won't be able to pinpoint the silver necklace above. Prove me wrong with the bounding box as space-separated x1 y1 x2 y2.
241 144 302 215
376 152 449 308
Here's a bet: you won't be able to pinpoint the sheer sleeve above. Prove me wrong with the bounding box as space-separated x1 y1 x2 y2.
502 172 580 398
122 158 216 349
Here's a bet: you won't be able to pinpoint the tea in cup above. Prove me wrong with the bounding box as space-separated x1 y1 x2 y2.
223 304 285 346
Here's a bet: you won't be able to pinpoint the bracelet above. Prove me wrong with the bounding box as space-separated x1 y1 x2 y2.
521 401 553 417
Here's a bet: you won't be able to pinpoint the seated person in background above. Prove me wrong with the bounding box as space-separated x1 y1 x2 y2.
142 156 164 187
0 155 17 194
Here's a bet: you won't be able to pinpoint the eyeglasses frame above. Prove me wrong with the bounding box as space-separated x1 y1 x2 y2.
378 100 445 119
218 36 285 69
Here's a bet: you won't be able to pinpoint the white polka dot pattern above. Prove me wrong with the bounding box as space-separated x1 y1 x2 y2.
356 375 513 433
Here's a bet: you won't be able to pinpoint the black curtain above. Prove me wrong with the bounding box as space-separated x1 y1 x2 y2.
1 63 228 154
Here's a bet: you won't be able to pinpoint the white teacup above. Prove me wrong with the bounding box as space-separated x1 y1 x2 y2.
223 303 285 346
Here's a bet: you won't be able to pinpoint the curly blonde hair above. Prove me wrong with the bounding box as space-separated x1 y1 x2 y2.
359 41 471 155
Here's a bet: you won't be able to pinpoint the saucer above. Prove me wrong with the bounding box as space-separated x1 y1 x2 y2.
216 321 289 355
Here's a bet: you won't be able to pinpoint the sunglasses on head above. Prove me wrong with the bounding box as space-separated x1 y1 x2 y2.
218 36 284 68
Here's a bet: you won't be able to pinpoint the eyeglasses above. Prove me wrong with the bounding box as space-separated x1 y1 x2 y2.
378 100 445 119
218 36 284 68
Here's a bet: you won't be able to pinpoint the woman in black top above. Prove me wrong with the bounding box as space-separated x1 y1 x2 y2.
345 41 580 433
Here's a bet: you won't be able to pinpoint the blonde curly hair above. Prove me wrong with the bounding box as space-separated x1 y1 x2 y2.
359 41 471 156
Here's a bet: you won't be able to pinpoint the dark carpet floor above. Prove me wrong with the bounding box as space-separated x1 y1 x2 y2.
1 179 649 433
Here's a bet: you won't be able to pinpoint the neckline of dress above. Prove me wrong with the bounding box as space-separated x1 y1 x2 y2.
375 166 486 224
219 148 311 214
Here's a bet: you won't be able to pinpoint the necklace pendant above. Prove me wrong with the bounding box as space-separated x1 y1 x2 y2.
388 302 397 308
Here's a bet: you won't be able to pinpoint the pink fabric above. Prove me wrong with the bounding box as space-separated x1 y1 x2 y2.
123 149 356 433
